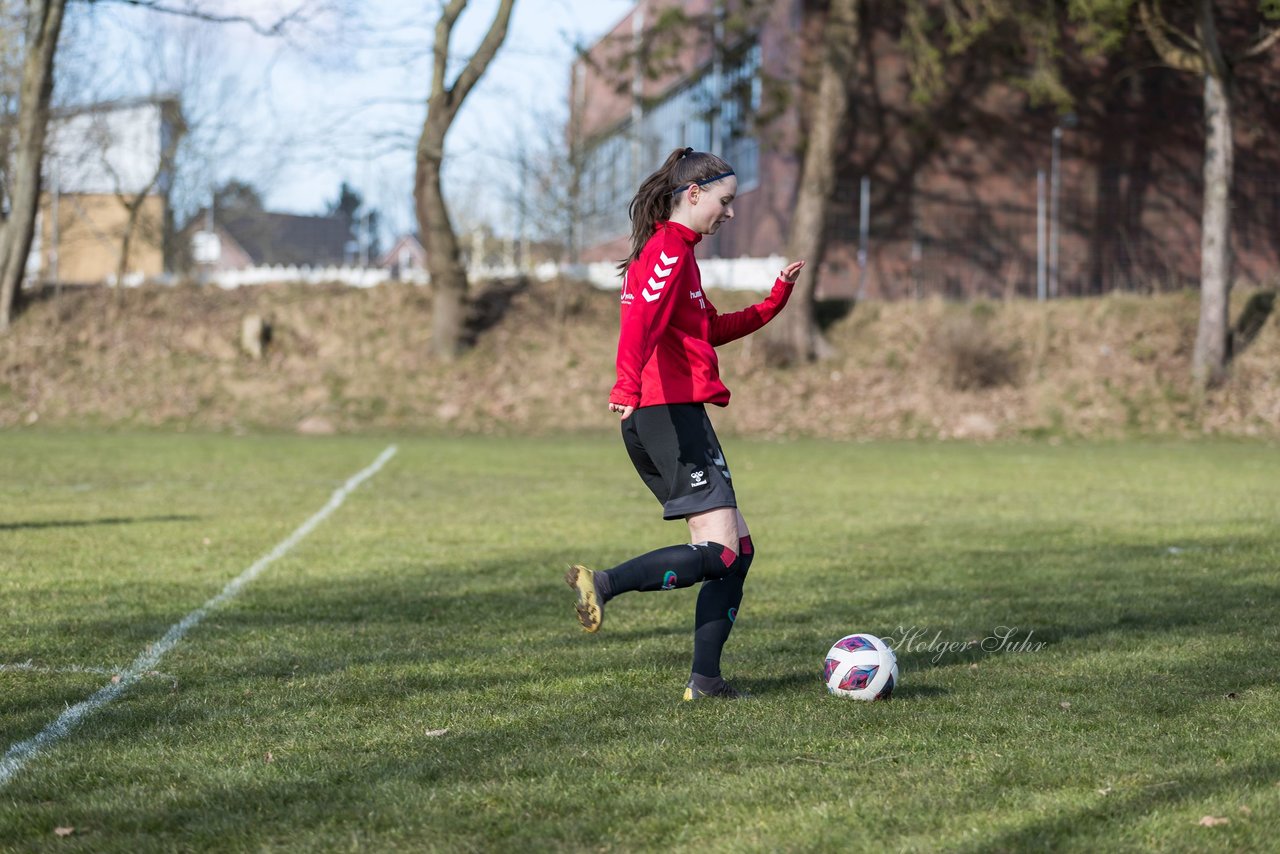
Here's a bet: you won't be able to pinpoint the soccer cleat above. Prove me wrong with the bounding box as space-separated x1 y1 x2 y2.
682 677 751 701
564 564 603 633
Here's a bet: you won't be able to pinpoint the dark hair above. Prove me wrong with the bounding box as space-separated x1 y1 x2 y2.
617 147 734 273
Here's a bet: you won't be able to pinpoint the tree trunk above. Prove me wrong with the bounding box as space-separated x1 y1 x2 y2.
1192 62 1233 388
412 0 515 361
115 199 143 298
774 0 860 364
414 125 469 360
114 107 181 299
0 0 68 330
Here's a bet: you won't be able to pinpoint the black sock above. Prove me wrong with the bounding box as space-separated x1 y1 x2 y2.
593 569 613 602
691 535 753 679
602 541 737 600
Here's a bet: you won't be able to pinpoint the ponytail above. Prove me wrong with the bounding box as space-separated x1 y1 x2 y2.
617 147 734 273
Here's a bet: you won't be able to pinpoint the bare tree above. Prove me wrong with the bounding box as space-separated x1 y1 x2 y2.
498 103 592 322
1138 0 1278 387
772 0 861 364
0 0 341 330
0 3 27 193
414 0 516 361
504 101 597 254
112 104 182 291
1069 0 1280 387
776 0 1075 362
99 19 241 286
0 0 68 330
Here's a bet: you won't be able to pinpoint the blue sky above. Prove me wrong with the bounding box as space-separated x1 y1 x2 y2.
72 0 634 237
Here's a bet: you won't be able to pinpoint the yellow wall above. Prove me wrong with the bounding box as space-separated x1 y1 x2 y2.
38 193 166 285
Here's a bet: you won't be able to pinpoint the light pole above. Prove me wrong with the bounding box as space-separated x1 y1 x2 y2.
1049 113 1076 299
1037 169 1047 302
856 175 870 301
51 158 60 298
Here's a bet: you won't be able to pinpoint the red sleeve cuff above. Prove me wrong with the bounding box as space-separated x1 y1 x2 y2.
610 391 640 408
768 277 794 308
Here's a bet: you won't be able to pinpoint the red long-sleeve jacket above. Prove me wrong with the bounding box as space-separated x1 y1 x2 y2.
609 220 793 409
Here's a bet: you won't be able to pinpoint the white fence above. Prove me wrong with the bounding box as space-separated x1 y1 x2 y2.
99 256 789 292
206 263 529 289
205 265 412 289
563 255 789 291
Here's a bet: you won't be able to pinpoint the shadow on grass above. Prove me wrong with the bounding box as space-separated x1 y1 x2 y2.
6 535 1275 767
962 758 1280 852
0 514 198 531
745 669 950 701
811 533 1277 650
21 532 1277 693
41 719 650 851
3 532 1277 850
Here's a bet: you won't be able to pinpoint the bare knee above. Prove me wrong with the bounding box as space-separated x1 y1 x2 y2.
686 507 740 554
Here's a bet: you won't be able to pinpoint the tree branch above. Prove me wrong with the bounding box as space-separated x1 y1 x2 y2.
1147 0 1200 54
1138 0 1204 74
91 0 312 37
432 0 467 103
444 0 515 121
1238 24 1280 62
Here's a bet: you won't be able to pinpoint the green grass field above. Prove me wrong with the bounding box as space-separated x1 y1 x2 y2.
2 432 1278 852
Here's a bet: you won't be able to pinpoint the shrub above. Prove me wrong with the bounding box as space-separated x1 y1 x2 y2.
933 314 1022 390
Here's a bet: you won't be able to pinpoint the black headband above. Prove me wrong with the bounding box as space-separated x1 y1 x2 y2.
671 171 736 196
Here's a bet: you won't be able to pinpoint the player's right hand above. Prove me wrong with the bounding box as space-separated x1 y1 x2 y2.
780 260 806 283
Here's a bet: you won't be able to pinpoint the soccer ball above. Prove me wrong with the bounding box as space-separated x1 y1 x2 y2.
823 633 898 700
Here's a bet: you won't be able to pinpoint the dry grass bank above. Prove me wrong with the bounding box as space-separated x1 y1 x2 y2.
1 279 1276 439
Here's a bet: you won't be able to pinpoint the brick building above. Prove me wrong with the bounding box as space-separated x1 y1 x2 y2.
571 1 1280 298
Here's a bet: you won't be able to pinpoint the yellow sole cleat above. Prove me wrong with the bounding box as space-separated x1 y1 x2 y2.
564 564 603 633
683 679 750 700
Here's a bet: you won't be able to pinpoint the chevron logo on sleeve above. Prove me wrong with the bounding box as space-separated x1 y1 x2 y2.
642 251 678 303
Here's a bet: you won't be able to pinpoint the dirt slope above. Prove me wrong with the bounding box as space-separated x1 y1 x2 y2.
2 279 1276 439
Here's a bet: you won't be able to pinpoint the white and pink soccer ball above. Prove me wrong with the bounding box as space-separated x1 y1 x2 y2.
823 633 898 700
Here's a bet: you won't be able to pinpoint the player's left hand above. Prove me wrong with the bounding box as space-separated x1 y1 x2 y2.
780 260 806 283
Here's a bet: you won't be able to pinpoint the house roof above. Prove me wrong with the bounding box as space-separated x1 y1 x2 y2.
217 210 351 267
377 233 425 267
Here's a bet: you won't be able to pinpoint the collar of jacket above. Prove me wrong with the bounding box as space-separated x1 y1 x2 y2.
655 220 702 245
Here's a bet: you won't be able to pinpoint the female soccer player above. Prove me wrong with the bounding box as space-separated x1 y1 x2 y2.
565 146 805 700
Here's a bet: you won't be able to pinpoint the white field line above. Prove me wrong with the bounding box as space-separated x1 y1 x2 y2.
0 661 177 681
0 444 398 788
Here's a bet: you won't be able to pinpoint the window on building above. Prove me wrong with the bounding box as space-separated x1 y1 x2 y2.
581 124 633 247
642 74 715 166
578 37 762 247
720 41 761 191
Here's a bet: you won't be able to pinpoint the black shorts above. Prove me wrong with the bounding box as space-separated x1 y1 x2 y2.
621 403 737 520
